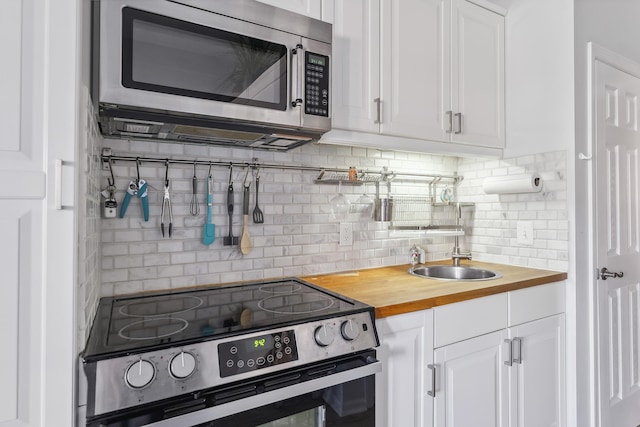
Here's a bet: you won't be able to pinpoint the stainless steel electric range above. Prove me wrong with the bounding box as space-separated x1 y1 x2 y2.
82 278 380 427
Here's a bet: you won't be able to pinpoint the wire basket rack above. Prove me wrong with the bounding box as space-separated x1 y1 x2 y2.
389 196 467 234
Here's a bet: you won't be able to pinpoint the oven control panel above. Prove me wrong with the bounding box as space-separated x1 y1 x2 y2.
218 330 298 377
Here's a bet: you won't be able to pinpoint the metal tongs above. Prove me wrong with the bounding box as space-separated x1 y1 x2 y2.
161 161 173 237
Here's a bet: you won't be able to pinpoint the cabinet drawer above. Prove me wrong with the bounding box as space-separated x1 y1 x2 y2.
434 293 507 348
508 281 565 326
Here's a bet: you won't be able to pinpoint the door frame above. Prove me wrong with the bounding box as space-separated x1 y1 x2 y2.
584 42 640 427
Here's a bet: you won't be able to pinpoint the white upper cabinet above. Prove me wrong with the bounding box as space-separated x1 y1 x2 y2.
451 0 504 148
329 0 380 133
255 0 323 19
323 0 505 155
380 0 450 141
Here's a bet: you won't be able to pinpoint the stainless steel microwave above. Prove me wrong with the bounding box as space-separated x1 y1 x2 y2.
94 0 332 150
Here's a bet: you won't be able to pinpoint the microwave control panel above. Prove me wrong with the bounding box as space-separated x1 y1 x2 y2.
305 52 330 117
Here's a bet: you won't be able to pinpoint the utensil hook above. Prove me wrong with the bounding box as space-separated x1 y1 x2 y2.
192 161 197 177
136 157 141 183
107 157 115 187
208 162 212 178
243 165 251 187
164 160 170 186
228 163 233 185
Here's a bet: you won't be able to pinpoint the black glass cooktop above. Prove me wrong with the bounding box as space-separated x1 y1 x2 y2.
83 278 372 361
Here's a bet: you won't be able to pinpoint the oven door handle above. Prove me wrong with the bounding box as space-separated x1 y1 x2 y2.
142 359 381 427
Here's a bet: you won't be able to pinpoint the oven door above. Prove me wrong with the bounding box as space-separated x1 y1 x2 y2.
87 351 380 427
99 0 302 127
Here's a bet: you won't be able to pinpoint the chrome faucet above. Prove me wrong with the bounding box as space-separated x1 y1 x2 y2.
451 203 471 266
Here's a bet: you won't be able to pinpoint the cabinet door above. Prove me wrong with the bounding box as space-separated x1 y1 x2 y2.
255 0 323 19
434 330 509 427
376 310 433 427
451 0 504 148
380 0 451 141
330 0 381 133
509 314 565 427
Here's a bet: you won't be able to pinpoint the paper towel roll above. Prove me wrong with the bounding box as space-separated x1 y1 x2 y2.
482 174 542 194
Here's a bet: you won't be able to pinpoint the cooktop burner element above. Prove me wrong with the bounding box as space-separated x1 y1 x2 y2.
82 278 379 421
258 282 303 293
118 295 203 317
117 317 189 341
258 292 335 314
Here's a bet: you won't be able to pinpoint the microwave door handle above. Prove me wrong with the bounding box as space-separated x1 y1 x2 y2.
291 44 303 108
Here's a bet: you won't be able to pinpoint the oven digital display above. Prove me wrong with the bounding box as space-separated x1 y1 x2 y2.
218 330 298 377
246 334 273 351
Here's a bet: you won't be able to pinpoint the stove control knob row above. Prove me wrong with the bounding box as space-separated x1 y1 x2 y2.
125 359 155 389
341 319 361 341
169 351 196 379
314 324 335 347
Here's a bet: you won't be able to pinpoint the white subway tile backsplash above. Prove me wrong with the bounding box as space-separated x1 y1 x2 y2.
458 150 568 271
97 138 567 296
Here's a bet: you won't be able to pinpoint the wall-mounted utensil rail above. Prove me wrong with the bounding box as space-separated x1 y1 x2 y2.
100 150 462 184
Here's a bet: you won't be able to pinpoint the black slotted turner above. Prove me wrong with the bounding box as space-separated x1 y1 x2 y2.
252 175 264 224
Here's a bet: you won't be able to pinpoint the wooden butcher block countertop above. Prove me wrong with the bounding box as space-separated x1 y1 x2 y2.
302 261 567 318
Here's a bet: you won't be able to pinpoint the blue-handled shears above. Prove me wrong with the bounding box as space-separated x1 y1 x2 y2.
119 158 149 221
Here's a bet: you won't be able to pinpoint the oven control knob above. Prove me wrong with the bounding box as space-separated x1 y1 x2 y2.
169 351 197 379
340 319 361 341
125 359 155 389
314 324 335 347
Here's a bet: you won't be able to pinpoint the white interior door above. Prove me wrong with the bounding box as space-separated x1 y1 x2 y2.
595 59 640 427
0 1 77 425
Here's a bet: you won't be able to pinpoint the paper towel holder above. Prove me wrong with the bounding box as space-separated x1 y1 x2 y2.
482 173 543 195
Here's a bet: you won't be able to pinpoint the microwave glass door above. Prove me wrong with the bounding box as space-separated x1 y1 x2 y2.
121 7 288 110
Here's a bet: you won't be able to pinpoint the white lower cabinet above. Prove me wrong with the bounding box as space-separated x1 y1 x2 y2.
434 329 510 427
376 310 434 427
432 282 566 427
376 282 565 427
508 314 565 427
433 315 565 427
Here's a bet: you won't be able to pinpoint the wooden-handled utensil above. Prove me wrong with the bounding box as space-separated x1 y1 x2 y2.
240 174 252 255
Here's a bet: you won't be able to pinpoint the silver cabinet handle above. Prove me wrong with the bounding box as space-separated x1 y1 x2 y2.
454 112 462 134
374 98 381 124
427 364 436 397
446 111 453 133
504 339 513 366
513 337 522 364
600 267 624 280
54 158 63 210
291 44 304 108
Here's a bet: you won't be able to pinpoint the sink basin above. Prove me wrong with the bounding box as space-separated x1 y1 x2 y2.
409 265 501 281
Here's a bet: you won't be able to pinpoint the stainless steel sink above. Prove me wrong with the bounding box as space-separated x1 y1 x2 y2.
409 265 501 281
